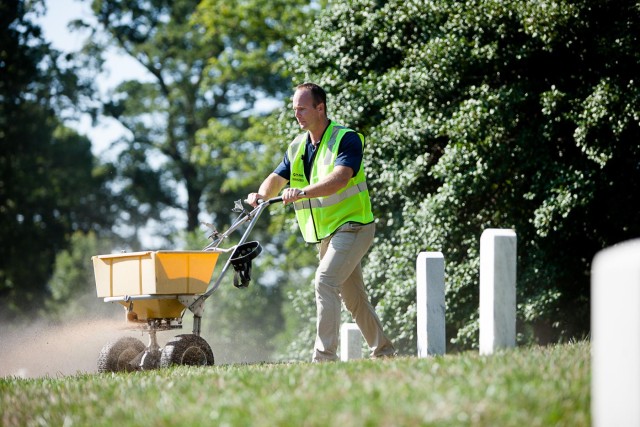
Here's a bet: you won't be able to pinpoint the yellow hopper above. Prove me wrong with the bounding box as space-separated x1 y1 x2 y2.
92 250 221 320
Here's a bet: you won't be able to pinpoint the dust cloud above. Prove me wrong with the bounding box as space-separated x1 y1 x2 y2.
0 311 279 377
0 312 159 379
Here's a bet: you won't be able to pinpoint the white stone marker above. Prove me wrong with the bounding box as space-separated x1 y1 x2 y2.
416 252 446 357
592 239 640 427
479 229 517 355
340 323 363 361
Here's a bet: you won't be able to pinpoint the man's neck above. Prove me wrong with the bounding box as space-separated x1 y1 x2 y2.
309 118 330 146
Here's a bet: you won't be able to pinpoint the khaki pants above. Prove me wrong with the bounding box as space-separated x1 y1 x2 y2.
313 222 396 362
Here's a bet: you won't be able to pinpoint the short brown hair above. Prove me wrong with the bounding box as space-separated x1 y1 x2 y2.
296 82 327 114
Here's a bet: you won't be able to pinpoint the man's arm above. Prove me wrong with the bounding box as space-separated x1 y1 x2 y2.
281 165 353 204
301 166 352 198
247 173 288 206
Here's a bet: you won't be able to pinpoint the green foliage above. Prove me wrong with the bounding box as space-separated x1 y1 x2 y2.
0 1 117 318
78 0 317 243
199 276 287 364
0 342 590 426
46 232 119 320
289 0 640 352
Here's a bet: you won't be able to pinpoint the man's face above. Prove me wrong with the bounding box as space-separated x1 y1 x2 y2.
292 89 323 131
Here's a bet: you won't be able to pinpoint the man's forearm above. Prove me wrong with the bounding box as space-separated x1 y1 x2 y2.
302 166 352 198
258 173 288 199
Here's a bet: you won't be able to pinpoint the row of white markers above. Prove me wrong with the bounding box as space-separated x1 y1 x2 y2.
339 229 639 426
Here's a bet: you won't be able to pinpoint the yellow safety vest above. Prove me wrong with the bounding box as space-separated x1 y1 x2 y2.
288 121 374 243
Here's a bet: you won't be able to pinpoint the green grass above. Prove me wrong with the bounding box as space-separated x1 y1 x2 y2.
1 341 589 426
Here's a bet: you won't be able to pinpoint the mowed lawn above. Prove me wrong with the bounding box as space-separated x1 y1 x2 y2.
1 341 589 426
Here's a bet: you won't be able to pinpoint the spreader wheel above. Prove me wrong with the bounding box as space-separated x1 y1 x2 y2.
97 337 146 373
160 334 214 368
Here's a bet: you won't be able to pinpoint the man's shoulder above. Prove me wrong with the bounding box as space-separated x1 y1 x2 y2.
287 133 308 153
338 129 363 151
341 130 361 141
290 132 307 144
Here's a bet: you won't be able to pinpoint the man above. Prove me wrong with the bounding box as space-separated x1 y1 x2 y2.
247 82 395 362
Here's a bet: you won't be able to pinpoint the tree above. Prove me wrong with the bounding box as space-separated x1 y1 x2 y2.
0 0 118 318
77 0 313 244
288 0 640 353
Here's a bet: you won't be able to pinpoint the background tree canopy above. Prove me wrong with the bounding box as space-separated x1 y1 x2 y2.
0 0 117 318
75 0 314 244
287 0 640 353
4 0 640 362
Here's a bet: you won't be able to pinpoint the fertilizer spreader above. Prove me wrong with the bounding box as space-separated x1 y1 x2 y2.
92 197 282 372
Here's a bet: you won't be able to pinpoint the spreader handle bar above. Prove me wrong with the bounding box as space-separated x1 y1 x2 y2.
257 191 304 206
189 196 286 326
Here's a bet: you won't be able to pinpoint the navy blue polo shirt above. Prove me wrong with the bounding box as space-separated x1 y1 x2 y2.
273 122 363 182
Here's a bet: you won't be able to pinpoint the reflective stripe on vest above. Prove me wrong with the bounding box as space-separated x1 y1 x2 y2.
287 121 374 243
293 182 369 210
